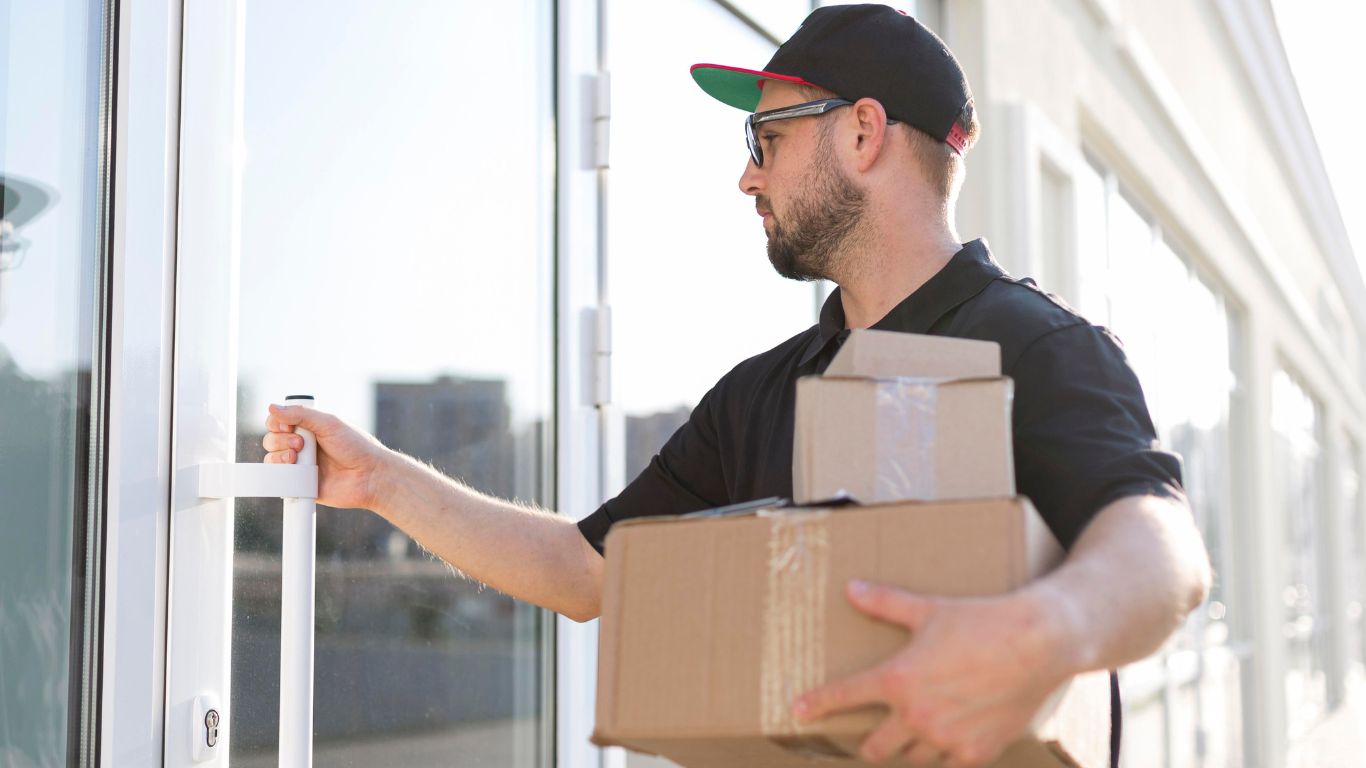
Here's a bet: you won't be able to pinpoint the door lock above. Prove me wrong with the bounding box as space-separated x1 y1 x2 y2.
191 693 221 762
204 709 220 748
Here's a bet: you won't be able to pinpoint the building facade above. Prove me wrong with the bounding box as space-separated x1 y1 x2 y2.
1 1 1361 767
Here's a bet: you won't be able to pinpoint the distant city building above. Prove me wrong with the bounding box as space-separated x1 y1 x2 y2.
624 405 690 481
376 375 516 500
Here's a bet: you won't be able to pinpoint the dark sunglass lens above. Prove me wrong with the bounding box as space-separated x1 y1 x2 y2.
745 117 762 167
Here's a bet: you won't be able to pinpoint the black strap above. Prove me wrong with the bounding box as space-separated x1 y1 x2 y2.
1110 671 1122 768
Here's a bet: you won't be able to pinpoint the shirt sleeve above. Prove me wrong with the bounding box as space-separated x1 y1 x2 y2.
576 383 732 555
1009 323 1186 550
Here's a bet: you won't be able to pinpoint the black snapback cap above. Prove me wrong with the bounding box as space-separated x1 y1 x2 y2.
691 3 975 154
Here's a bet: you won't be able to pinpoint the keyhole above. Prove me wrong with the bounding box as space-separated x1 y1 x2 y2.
204 709 220 748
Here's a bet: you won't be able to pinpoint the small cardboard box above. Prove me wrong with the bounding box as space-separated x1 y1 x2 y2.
793 330 1015 505
592 497 1110 768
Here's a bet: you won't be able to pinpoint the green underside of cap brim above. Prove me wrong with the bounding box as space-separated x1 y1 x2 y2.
691 67 766 112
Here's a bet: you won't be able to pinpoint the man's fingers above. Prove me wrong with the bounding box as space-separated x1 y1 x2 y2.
267 402 339 436
902 738 944 766
262 432 305 453
847 580 937 631
263 449 296 465
267 403 316 432
794 666 885 722
854 714 914 764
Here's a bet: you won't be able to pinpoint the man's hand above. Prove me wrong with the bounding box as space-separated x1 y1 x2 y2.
792 579 1080 768
264 404 395 511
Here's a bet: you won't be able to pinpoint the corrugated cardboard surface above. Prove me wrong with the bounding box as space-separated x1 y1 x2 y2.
793 377 1015 504
824 330 1000 380
593 498 1109 768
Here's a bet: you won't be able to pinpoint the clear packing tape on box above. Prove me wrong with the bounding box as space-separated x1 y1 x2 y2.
758 507 841 756
755 504 1094 765
874 380 938 501
794 373 1015 505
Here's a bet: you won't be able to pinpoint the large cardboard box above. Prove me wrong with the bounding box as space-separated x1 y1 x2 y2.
592 497 1111 768
793 330 1015 505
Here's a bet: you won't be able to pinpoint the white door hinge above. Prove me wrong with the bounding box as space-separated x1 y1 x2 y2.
591 304 612 407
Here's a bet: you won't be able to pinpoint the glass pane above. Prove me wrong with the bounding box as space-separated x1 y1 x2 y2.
0 1 109 765
1272 368 1326 739
228 2 554 766
1170 681 1199 768
1073 159 1108 324
1088 165 1243 764
1039 162 1072 302
1118 697 1166 768
1105 192 1159 411
1342 440 1363 676
609 0 820 485
1197 645 1246 767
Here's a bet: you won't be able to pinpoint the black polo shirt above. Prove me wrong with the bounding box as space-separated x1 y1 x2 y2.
578 239 1184 552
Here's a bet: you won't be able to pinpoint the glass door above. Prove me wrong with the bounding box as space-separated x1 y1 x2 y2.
166 2 556 765
0 1 115 765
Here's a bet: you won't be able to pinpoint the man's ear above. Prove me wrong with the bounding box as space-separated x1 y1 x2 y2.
850 98 892 173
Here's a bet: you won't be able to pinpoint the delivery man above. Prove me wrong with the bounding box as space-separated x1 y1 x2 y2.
263 5 1211 766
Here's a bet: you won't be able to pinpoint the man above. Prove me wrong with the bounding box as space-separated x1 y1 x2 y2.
264 5 1210 766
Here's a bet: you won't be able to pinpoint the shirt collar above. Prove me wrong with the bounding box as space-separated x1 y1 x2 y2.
798 239 1006 368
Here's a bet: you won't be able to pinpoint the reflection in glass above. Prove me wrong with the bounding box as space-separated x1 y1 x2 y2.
227 2 553 765
0 1 109 765
1087 167 1243 765
1073 158 1108 322
1273 367 1327 740
1345 441 1365 678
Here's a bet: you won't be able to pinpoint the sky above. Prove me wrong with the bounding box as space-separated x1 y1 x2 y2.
1271 0 1366 273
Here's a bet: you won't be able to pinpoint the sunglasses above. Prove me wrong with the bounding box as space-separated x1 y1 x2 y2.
745 98 850 168
744 97 903 168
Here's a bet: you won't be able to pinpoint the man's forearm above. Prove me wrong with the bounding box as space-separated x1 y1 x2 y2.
1025 494 1212 675
370 452 605 622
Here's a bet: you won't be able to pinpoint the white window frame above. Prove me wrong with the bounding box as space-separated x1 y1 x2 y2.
100 0 182 764
556 0 614 766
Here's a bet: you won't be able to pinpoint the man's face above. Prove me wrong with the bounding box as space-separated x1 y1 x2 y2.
739 82 867 283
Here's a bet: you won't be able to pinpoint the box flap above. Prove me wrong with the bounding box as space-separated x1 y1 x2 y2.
824 329 1000 380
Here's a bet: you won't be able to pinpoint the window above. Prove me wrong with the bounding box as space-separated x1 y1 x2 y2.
1071 157 1242 768
226 2 555 764
0 1 113 764
1272 367 1328 741
1341 439 1364 683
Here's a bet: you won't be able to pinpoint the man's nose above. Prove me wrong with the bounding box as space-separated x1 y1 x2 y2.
738 157 764 197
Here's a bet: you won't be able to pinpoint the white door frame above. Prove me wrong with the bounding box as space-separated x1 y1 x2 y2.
160 1 246 764
555 0 613 765
99 0 183 764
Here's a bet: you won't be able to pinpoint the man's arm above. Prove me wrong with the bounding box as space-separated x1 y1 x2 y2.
793 493 1210 767
265 404 605 623
1028 492 1211 673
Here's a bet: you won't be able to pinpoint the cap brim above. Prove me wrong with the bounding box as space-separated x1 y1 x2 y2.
690 63 819 112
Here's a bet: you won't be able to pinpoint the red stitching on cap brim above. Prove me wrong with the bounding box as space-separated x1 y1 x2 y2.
689 63 823 91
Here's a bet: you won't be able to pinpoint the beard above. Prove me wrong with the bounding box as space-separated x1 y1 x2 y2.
763 128 868 282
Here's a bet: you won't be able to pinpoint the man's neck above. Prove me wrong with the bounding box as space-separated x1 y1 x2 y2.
835 226 962 329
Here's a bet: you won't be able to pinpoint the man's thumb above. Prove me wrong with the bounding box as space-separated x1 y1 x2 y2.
269 402 320 429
